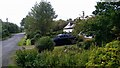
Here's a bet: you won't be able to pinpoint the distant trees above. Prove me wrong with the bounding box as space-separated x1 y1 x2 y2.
52 19 67 31
0 19 20 39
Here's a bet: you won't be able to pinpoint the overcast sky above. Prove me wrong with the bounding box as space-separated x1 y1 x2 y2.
0 0 98 26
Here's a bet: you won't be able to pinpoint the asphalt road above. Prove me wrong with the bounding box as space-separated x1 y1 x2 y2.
1 33 24 66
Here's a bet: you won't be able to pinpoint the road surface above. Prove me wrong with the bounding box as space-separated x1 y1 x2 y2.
1 33 24 66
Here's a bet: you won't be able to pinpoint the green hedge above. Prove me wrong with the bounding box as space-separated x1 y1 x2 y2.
86 40 120 67
15 49 38 67
15 45 89 67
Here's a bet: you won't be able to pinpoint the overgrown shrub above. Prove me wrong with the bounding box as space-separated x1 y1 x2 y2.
105 40 120 49
83 39 93 49
31 34 41 45
76 35 84 42
35 36 55 52
15 45 90 67
18 37 26 46
77 39 94 49
26 39 31 46
15 49 38 67
86 40 120 67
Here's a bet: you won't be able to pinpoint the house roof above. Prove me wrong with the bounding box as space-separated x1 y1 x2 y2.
64 22 75 29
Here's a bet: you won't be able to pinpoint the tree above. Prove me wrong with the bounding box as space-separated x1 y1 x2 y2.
52 19 67 31
1 20 19 39
92 1 120 40
23 1 57 39
73 1 120 45
30 1 56 35
20 18 25 27
73 15 112 45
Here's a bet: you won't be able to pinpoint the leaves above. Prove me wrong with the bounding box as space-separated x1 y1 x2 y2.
22 1 57 39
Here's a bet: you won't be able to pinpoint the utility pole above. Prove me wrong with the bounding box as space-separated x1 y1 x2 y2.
82 11 85 19
79 11 85 19
6 18 8 22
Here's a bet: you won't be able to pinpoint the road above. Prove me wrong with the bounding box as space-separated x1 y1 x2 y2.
1 33 24 66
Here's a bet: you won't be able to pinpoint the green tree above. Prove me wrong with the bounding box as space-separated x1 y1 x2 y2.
73 1 120 45
23 1 57 39
52 19 67 31
93 1 120 40
31 1 57 35
1 20 19 39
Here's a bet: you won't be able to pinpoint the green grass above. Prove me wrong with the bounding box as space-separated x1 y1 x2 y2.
22 46 35 49
54 46 65 51
53 45 76 52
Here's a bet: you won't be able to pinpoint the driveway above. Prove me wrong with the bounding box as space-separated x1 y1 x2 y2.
1 33 24 66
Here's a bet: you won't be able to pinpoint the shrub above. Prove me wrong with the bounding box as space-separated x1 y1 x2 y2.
83 39 93 49
18 37 26 46
15 45 90 67
76 35 84 42
77 39 94 49
34 45 88 66
15 49 38 67
26 39 31 46
31 34 41 45
35 36 55 52
105 40 120 49
2 29 10 39
86 40 120 67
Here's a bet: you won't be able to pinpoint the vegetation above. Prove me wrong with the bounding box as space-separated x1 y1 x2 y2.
21 1 57 40
86 40 120 67
26 39 31 46
15 45 89 67
15 40 120 67
35 36 55 52
0 19 20 40
20 1 69 45
18 36 26 46
15 1 120 67
73 1 120 45
15 49 38 67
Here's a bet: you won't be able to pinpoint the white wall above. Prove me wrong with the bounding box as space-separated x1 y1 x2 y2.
63 29 73 33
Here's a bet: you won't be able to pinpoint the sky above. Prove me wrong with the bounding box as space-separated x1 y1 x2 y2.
0 0 98 26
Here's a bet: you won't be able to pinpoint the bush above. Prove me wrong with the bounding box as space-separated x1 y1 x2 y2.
15 49 38 67
83 39 93 49
77 39 94 49
76 35 84 42
18 37 26 46
15 45 90 67
105 40 120 49
2 29 10 38
35 36 55 52
26 39 31 46
31 34 41 45
86 40 120 67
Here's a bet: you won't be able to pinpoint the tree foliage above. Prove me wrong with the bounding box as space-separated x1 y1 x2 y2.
22 1 57 39
52 19 67 31
86 40 120 67
73 1 120 45
0 19 19 39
